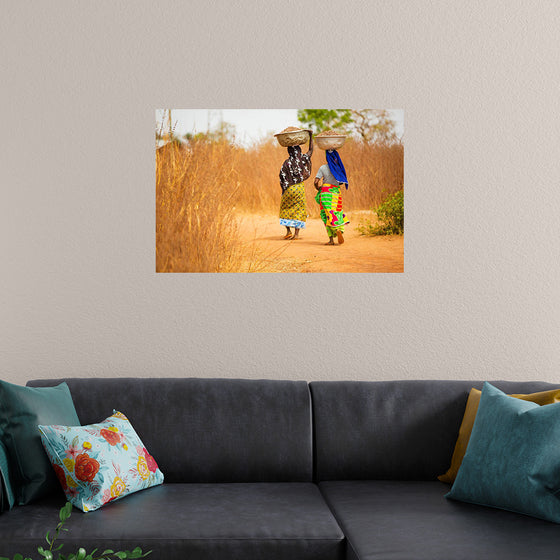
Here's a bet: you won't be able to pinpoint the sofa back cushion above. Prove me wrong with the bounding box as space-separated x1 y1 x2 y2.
27 378 313 483
310 380 560 481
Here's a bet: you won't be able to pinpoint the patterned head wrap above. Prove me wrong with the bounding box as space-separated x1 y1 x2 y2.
279 145 312 193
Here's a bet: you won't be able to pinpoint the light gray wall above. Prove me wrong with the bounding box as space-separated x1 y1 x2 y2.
3 2 560 384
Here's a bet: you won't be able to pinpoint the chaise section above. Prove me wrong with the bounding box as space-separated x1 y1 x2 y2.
319 481 560 560
1 483 345 560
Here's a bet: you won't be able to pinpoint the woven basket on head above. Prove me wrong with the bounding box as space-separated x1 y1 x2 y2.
315 130 346 150
274 127 311 147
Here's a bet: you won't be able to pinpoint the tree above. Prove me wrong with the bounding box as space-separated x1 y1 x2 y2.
350 109 398 143
298 109 399 144
297 109 353 133
183 120 236 143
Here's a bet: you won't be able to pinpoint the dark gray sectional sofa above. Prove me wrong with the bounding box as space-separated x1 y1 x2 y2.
2 377 560 560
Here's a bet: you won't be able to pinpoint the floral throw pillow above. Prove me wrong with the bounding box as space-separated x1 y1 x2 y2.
38 411 164 512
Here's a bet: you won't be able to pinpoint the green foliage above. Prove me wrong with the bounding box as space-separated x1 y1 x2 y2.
298 109 398 144
358 190 404 235
297 109 353 132
0 503 151 560
183 120 236 144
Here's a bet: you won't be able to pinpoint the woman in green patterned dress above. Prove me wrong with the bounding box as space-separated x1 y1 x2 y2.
314 149 349 245
278 131 313 240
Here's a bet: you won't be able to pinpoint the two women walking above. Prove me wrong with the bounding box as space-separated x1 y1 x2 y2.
279 130 349 244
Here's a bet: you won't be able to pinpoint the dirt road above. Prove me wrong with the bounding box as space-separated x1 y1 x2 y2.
236 211 404 273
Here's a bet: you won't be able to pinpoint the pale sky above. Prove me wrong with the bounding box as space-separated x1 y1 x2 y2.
156 109 404 147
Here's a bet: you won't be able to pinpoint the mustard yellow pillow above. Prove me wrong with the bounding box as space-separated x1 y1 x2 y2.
438 387 560 484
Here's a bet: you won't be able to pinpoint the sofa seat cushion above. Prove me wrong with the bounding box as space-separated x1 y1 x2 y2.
0 483 344 560
319 481 560 560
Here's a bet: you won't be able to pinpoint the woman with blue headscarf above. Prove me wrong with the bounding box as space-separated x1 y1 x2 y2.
314 149 349 245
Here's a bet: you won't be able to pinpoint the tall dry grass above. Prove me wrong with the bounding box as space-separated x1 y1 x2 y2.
156 137 403 272
339 140 404 209
225 138 403 215
156 140 243 272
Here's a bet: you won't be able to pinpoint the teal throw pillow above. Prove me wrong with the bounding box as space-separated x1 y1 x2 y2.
446 381 560 523
39 411 164 512
0 380 80 504
0 439 15 511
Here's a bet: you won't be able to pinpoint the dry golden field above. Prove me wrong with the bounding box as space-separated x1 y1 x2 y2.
156 138 403 272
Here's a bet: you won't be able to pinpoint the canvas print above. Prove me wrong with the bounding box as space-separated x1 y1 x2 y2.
156 109 404 273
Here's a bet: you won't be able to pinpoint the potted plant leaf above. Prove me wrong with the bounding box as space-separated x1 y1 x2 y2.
0 502 151 560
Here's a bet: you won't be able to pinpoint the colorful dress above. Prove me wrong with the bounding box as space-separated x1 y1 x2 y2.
315 183 349 236
279 182 307 229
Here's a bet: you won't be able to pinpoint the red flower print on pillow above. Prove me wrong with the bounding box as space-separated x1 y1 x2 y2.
74 453 100 482
143 448 159 473
53 463 68 492
100 428 122 446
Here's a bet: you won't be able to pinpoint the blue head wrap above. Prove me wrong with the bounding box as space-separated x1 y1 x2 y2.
326 149 348 189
